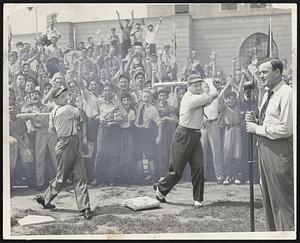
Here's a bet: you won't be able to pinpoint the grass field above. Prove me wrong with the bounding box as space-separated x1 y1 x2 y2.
10 182 267 236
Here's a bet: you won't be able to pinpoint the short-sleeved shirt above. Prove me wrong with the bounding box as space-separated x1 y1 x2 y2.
49 104 80 138
179 91 212 129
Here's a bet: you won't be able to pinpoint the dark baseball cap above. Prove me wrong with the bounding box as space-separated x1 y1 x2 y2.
51 87 68 99
187 74 204 84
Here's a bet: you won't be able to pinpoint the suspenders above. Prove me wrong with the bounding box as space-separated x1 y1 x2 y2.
70 119 74 136
52 106 75 137
51 106 61 135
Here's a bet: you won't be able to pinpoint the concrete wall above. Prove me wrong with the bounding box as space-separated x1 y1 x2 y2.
147 4 174 17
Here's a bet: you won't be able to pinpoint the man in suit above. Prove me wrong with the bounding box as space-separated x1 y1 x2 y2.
245 58 294 231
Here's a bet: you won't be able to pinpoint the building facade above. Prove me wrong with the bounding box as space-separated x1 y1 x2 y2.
12 3 292 77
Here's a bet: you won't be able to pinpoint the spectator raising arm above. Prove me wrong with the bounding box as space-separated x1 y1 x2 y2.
155 16 162 32
116 10 123 29
130 10 135 27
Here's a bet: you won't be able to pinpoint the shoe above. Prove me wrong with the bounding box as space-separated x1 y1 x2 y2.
194 201 203 208
82 208 92 220
35 195 56 209
223 177 231 185
153 183 166 203
234 179 241 185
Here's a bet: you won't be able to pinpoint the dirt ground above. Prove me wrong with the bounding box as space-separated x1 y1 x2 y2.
10 181 267 237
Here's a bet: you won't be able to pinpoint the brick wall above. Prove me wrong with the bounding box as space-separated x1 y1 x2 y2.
56 22 74 47
192 12 292 75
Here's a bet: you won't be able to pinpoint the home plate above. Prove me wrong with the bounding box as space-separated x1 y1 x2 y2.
18 215 56 226
122 196 160 211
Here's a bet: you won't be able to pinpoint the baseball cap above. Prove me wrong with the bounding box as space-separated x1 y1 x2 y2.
187 74 204 84
16 41 24 47
51 87 68 99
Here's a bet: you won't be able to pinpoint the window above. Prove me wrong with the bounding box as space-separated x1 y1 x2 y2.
250 3 267 9
175 4 189 14
239 33 278 70
221 3 238 11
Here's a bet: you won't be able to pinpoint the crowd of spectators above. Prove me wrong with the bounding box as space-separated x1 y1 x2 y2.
8 12 293 190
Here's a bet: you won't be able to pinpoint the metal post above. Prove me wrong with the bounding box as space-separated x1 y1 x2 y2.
35 7 38 36
246 87 255 232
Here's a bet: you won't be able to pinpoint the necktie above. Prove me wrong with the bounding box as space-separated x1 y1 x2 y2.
138 104 145 125
259 89 274 125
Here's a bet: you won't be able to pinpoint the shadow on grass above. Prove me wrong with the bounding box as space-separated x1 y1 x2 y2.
11 185 76 197
11 200 267 235
166 202 193 207
92 204 141 216
50 208 79 214
207 200 263 208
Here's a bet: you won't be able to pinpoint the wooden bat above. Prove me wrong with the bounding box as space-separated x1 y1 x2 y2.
218 80 232 98
16 113 50 119
153 81 187 88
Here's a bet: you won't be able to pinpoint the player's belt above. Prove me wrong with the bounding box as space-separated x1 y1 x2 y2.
178 125 201 133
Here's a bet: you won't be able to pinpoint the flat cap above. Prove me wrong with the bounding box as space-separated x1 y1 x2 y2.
16 41 24 46
187 74 204 84
51 87 68 99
